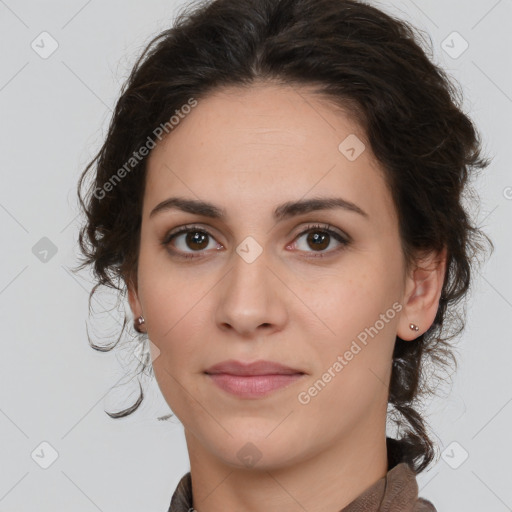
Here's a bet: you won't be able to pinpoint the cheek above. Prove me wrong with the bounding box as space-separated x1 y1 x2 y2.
302 262 399 394
137 242 202 341
301 266 383 346
297 317 395 437
139 267 208 422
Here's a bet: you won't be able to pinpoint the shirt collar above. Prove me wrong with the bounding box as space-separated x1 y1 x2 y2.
167 441 436 512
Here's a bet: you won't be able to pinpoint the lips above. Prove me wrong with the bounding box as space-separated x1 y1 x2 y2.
204 359 306 398
204 359 305 376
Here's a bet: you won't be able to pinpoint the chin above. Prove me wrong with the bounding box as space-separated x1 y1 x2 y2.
205 429 307 471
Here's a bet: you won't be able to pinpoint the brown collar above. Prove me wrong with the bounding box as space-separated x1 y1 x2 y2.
167 462 436 512
340 462 436 512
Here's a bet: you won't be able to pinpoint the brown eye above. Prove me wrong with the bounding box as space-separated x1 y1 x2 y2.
306 231 330 251
293 224 349 257
163 225 221 259
185 231 209 250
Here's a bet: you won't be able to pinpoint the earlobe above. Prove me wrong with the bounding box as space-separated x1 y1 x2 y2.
408 322 420 333
127 275 143 319
127 278 147 333
397 246 447 341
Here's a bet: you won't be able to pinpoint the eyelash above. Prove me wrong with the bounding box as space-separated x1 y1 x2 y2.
161 223 350 260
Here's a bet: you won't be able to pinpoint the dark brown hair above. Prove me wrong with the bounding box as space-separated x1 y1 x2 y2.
74 0 493 473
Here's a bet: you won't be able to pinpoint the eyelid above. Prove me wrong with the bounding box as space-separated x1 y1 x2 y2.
162 222 350 258
291 222 349 243
162 223 224 252
163 223 220 242
288 223 350 256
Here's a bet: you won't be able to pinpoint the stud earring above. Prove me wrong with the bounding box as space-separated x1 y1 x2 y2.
134 315 145 333
409 323 419 331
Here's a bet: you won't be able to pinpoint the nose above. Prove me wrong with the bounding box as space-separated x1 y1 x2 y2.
214 246 289 338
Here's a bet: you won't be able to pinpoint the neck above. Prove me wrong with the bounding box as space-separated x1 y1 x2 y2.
184 418 388 512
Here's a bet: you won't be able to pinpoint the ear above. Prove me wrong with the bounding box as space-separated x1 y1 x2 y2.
126 273 143 320
397 246 447 341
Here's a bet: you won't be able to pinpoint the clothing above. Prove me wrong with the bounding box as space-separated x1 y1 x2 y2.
167 439 437 512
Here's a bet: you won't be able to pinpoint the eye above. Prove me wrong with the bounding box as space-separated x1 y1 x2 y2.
290 223 349 257
162 223 350 260
162 225 222 259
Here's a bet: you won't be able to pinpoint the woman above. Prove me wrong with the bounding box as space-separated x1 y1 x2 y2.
75 0 493 510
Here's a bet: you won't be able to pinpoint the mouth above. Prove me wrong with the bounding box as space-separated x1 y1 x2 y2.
204 359 305 376
204 359 306 398
205 373 305 398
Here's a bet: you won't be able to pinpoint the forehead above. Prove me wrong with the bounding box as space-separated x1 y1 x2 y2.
144 83 396 228
149 82 363 163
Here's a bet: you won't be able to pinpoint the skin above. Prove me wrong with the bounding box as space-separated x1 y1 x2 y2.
127 82 446 512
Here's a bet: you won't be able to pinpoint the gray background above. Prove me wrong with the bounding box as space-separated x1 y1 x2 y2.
1 0 511 510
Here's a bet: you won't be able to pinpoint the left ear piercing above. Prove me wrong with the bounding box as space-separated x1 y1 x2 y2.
134 315 145 333
409 323 419 331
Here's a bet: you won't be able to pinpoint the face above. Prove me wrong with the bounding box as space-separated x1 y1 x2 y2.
128 82 418 471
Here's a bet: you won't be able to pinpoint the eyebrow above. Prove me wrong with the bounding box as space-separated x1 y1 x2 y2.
149 197 369 221
149 196 369 221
